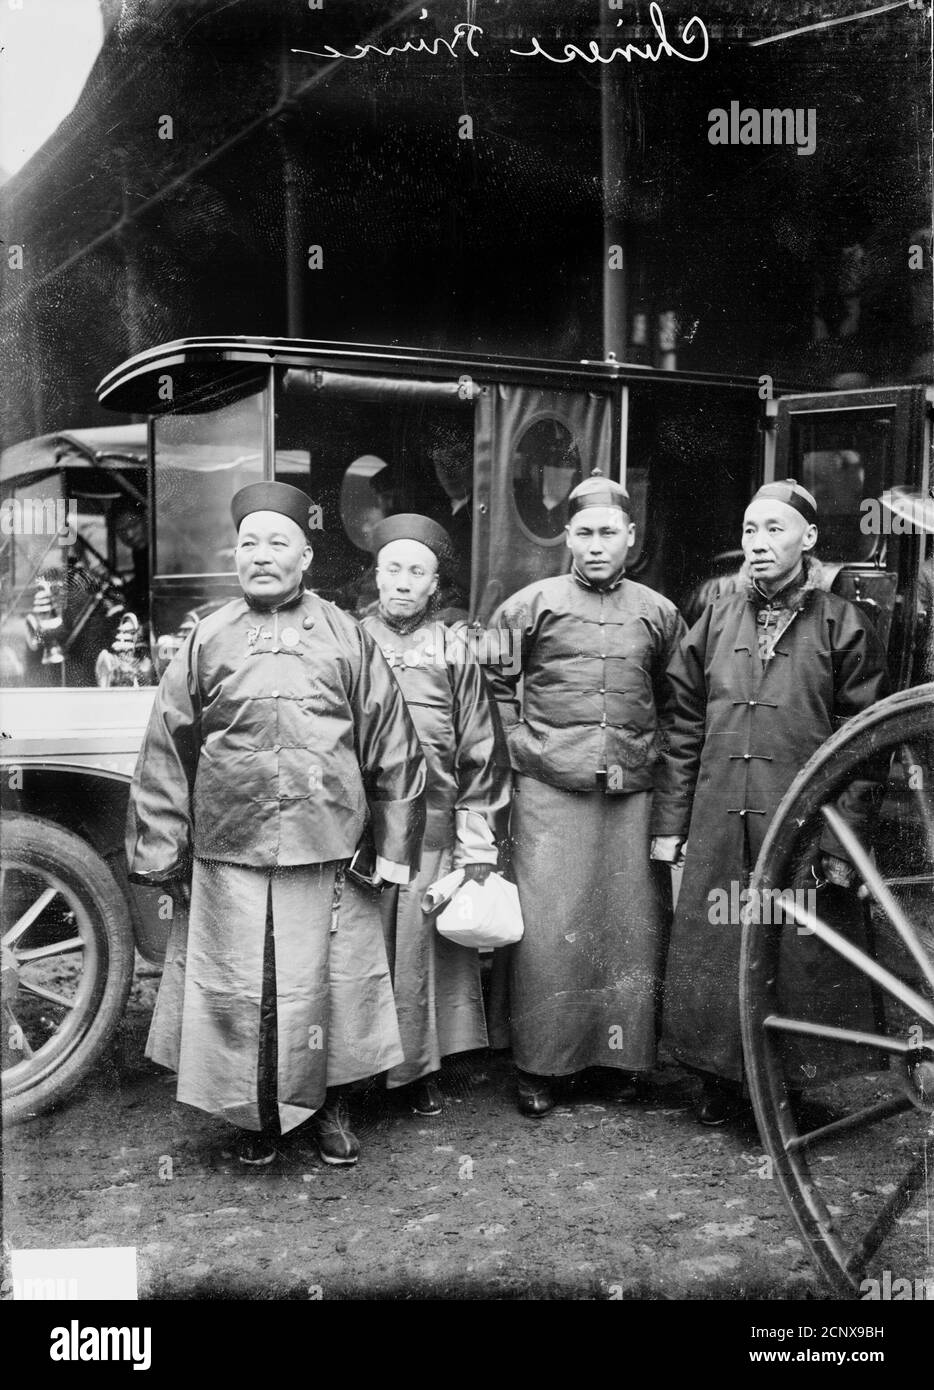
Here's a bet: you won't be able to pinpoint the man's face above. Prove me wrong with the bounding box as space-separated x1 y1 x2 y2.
376 538 439 618
565 507 634 583
235 510 312 605
115 510 147 551
741 499 817 593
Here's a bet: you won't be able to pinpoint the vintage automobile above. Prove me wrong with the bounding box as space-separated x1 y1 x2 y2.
0 425 151 688
1 337 931 1295
0 424 161 1121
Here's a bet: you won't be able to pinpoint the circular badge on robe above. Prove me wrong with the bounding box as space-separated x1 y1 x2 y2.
280 627 300 647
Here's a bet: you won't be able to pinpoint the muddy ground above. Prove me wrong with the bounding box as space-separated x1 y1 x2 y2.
1 959 903 1301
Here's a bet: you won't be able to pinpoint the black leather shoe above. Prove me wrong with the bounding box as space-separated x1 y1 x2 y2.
411 1075 444 1116
516 1070 555 1117
312 1094 360 1165
697 1078 746 1127
236 1132 277 1166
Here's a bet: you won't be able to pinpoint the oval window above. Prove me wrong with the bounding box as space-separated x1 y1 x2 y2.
340 454 391 553
511 417 583 540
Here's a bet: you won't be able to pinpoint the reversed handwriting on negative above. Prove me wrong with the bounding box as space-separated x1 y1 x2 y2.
293 21 484 63
293 5 710 69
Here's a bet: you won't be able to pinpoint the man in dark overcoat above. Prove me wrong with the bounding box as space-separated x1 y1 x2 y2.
651 479 890 1124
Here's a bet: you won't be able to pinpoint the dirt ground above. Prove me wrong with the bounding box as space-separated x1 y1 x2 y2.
0 959 877 1301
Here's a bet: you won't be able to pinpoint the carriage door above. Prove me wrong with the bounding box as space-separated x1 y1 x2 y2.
771 385 932 689
472 383 615 621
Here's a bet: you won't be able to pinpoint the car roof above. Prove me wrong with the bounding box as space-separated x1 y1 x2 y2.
1 426 148 487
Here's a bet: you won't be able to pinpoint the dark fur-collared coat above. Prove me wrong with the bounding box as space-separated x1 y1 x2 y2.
652 560 890 1083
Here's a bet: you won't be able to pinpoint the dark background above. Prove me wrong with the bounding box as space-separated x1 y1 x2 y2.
1 0 931 445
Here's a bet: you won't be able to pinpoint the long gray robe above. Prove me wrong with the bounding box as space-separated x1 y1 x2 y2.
490 776 669 1075
486 570 685 1075
148 861 404 1132
360 614 510 1086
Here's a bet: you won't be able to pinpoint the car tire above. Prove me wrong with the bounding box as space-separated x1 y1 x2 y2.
2 814 134 1124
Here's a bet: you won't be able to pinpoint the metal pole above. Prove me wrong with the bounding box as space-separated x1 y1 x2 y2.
278 49 305 339
600 6 627 361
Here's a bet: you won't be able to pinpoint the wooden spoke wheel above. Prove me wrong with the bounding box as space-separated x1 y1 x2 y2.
741 684 934 1298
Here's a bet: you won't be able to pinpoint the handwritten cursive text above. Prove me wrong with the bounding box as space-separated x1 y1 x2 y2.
293 21 483 63
510 4 709 66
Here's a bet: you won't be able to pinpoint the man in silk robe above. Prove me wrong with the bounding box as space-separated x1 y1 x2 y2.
127 481 426 1165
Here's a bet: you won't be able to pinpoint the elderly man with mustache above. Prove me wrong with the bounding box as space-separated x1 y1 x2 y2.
127 482 426 1166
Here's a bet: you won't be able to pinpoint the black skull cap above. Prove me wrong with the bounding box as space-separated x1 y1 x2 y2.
371 512 454 563
568 469 631 518
231 481 313 536
749 478 818 526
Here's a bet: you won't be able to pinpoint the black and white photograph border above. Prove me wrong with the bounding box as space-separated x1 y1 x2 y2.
1 0 932 1309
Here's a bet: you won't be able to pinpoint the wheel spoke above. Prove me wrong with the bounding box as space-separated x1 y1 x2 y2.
843 1145 933 1278
782 894 934 1028
764 1014 930 1056
16 936 86 963
2 1001 35 1058
862 874 934 891
822 804 934 995
18 979 76 1010
899 742 934 851
1 886 60 948
784 1094 914 1154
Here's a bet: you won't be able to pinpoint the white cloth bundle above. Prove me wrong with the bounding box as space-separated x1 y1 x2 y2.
421 868 466 917
423 870 525 950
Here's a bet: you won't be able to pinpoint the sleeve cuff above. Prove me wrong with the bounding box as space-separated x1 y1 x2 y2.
452 809 498 867
375 855 411 885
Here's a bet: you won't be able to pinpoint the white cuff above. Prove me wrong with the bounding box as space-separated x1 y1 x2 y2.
375 855 411 885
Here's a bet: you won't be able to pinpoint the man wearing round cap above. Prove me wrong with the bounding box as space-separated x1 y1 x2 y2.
486 473 686 1116
126 481 427 1165
353 513 510 1115
651 479 890 1124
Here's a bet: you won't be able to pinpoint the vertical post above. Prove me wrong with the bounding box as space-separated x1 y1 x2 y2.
281 136 305 339
600 7 626 361
277 48 305 339
265 366 277 483
617 384 629 485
